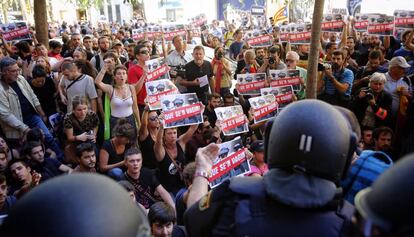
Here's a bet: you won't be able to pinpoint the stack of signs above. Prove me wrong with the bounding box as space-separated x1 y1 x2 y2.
261 86 294 110
0 22 32 42
367 14 395 36
354 14 369 32
269 69 302 92
279 25 290 42
236 73 267 95
215 105 249 136
145 80 178 110
322 14 345 32
209 137 250 188
394 10 414 39
288 23 312 44
161 93 203 128
247 34 273 48
248 95 278 123
145 57 170 82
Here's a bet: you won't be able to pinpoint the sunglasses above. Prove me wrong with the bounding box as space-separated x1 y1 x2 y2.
149 116 159 121
139 50 149 55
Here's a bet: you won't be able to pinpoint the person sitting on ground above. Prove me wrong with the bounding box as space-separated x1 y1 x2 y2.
73 142 97 173
148 202 186 237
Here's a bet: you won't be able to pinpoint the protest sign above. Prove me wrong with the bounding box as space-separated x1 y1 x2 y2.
209 136 250 188
0 22 31 42
269 69 302 92
394 10 414 29
367 14 395 36
163 29 187 41
247 34 273 48
132 29 161 41
251 5 265 16
354 14 369 32
248 95 278 123
331 8 348 15
190 14 207 27
146 79 178 110
261 85 294 111
161 93 203 128
236 73 267 95
322 14 345 32
279 25 290 42
145 57 171 82
215 105 249 136
288 23 312 44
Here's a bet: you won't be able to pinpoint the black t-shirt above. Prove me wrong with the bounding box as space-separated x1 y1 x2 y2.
10 81 37 117
203 106 217 128
157 142 185 195
32 157 63 182
121 168 161 209
139 135 157 169
30 76 57 117
184 60 213 100
101 139 126 165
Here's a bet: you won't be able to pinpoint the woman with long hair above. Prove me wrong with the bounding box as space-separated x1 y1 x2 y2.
138 107 160 169
211 46 232 96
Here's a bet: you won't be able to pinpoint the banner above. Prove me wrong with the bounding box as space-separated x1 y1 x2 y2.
215 105 249 136
163 29 187 41
322 14 345 32
367 14 395 36
288 23 312 45
354 14 369 32
236 73 267 95
132 29 161 41
269 69 302 92
261 85 294 111
209 136 250 188
146 79 179 110
394 10 414 29
145 57 171 82
251 5 265 16
0 22 31 42
248 95 278 123
161 93 203 128
247 34 273 48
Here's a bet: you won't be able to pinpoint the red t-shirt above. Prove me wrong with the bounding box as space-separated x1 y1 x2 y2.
128 64 146 105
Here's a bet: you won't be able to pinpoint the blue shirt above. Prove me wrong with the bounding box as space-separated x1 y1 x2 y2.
323 68 354 97
393 47 414 62
229 41 244 59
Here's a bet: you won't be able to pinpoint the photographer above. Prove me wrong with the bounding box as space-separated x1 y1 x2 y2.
317 50 354 107
257 45 286 74
211 46 232 96
350 72 393 128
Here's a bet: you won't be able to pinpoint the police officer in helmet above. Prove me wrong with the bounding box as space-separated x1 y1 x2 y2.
184 100 357 237
1 174 151 237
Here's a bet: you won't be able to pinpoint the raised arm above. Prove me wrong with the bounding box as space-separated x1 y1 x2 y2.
95 67 113 94
153 121 165 162
178 124 198 150
138 107 150 142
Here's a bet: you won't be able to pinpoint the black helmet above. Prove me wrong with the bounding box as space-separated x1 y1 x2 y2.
354 154 414 233
1 174 150 237
264 100 356 183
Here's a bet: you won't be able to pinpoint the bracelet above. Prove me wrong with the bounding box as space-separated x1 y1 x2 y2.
195 170 211 180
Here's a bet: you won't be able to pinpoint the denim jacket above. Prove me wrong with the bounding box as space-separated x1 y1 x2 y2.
0 75 40 139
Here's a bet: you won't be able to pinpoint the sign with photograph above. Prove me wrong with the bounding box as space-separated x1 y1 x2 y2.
247 34 273 48
146 79 179 110
261 85 294 110
0 22 31 42
394 10 414 29
145 57 171 82
288 23 312 44
354 14 369 32
367 14 395 36
236 73 267 95
209 136 250 188
161 93 203 128
248 95 278 123
215 105 249 136
322 14 345 32
269 69 302 92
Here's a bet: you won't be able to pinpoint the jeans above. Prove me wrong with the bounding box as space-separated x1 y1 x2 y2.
23 114 64 162
107 168 123 181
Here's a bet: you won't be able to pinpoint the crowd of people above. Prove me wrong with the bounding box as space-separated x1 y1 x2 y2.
0 12 414 236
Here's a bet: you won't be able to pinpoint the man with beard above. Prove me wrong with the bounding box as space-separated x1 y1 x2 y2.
318 50 354 107
373 126 394 159
120 148 175 211
73 143 97 173
203 93 220 128
254 47 266 66
90 36 111 72
353 50 387 93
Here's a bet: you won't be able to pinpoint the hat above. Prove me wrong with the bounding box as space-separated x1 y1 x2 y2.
389 56 411 68
250 140 264 152
113 40 122 46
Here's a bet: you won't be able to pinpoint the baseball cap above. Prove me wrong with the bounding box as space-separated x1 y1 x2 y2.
113 39 123 46
389 56 411 68
250 140 264 152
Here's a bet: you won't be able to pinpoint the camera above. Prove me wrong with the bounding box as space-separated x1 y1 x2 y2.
268 57 275 65
361 88 375 100
217 52 223 59
87 130 93 136
170 65 186 78
317 63 332 71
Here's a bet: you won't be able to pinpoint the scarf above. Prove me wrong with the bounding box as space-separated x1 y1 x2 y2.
212 58 223 93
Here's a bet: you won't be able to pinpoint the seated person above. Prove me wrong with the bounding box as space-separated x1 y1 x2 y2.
73 142 97 173
7 159 41 199
0 174 16 215
148 202 186 237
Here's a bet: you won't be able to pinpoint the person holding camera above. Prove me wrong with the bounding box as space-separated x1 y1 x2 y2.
350 72 393 129
211 46 232 96
257 45 286 74
317 50 354 107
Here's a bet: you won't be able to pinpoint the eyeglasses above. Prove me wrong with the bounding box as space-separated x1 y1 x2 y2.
149 116 159 121
139 50 149 55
